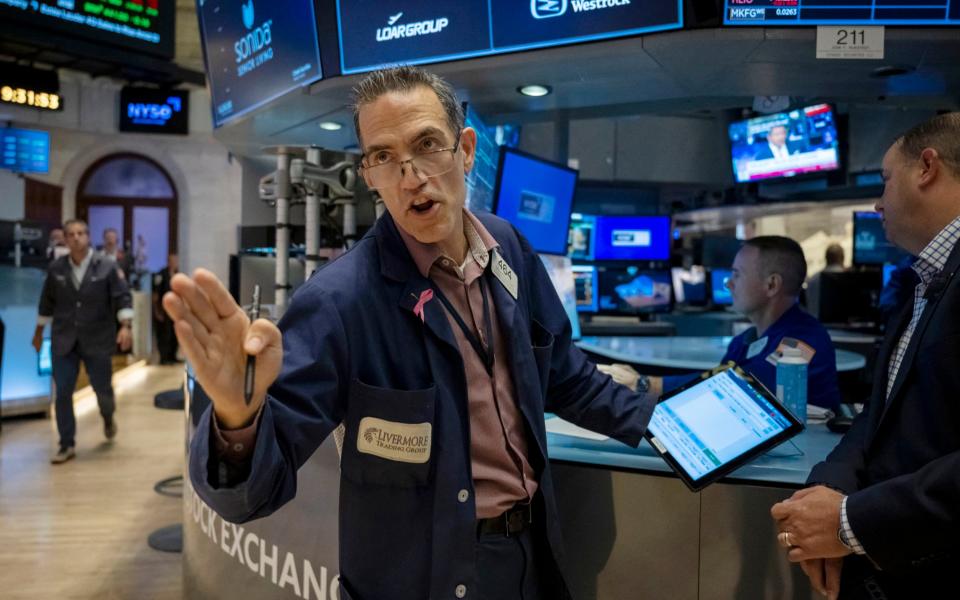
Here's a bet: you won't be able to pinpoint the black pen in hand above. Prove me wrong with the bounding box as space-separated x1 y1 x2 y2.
244 284 261 406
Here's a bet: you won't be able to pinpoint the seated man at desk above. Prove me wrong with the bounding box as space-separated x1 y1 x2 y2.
605 236 841 411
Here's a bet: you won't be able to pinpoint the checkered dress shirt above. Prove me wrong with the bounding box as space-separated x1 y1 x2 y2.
841 215 960 556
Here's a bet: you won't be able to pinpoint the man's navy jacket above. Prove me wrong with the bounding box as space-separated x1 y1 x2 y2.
189 211 654 600
807 241 960 598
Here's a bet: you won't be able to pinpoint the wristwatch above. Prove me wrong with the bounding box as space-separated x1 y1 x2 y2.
636 374 650 394
837 525 855 551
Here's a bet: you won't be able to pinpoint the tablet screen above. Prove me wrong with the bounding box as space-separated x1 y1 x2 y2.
646 368 801 489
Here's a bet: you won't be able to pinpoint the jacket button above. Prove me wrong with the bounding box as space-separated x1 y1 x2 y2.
455 584 467 598
76 301 81 308
457 489 469 503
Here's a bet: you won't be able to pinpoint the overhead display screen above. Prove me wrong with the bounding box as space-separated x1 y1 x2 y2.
336 0 683 75
0 0 174 58
1 128 50 174
725 1 960 25
197 0 323 127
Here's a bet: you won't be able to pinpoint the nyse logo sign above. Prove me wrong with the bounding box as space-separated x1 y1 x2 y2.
532 0 567 18
126 96 182 126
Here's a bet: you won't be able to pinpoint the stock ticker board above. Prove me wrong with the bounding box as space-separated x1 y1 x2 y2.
724 1 960 26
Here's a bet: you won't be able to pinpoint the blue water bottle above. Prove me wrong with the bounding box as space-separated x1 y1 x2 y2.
776 347 808 422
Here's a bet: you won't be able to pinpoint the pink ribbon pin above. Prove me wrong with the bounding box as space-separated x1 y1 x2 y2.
412 289 434 323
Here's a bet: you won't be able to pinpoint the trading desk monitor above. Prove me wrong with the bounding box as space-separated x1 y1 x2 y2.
593 216 671 261
818 271 882 325
711 269 733 306
853 211 911 265
568 213 597 261
672 266 707 305
572 265 599 313
729 104 840 183
493 147 578 255
597 266 672 314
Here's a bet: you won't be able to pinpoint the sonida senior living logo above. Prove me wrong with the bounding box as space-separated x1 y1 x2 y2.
234 0 274 76
376 11 450 42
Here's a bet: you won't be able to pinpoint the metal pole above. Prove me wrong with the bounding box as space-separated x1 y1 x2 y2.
275 153 291 315
304 147 321 279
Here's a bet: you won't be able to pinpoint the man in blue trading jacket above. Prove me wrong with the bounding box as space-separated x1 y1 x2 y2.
609 236 841 412
163 66 654 600
771 113 960 600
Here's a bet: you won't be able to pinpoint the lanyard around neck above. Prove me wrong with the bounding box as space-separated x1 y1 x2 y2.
431 274 495 377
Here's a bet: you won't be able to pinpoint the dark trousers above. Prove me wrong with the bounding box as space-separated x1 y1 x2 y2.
474 524 544 600
52 343 115 448
155 317 178 363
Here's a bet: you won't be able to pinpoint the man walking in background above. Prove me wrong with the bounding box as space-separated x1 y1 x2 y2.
33 219 133 464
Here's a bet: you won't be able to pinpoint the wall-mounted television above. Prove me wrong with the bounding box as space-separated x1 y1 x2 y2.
493 147 578 255
729 104 840 183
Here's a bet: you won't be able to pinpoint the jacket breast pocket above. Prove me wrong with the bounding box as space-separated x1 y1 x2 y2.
340 379 436 488
530 318 555 397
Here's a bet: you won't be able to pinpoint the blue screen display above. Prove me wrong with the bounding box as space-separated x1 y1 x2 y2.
568 213 597 261
593 216 671 261
598 266 672 314
854 211 910 265
729 104 840 183
711 268 733 306
1 127 49 174
198 0 322 127
725 1 960 25
336 0 683 74
494 148 577 255
573 265 599 313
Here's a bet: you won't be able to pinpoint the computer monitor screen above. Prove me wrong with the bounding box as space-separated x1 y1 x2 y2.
819 271 882 324
593 216 671 261
882 262 897 288
539 255 581 340
493 147 578 255
729 104 840 183
572 265 599 313
711 269 733 305
568 213 597 261
597 266 672 314
853 211 910 265
672 266 707 305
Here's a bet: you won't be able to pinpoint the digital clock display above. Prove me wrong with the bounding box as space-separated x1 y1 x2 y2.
1 86 62 111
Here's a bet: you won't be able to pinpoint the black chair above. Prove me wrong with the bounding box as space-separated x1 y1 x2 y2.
147 387 185 553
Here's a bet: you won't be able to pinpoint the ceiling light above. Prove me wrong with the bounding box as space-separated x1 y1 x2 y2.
318 121 342 131
517 85 552 97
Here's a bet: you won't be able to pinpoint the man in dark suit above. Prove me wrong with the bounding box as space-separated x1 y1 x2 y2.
754 124 799 160
770 113 960 599
33 219 133 464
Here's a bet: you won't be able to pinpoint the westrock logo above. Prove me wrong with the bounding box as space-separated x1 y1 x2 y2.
531 0 567 18
234 0 274 77
376 11 449 42
532 0 631 17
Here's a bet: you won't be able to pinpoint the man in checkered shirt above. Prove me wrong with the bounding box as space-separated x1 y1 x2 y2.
770 113 960 600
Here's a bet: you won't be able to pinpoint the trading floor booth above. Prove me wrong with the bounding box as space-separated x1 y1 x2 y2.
183 368 839 600
178 0 960 597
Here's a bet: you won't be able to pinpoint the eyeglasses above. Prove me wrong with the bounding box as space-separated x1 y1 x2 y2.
359 133 461 190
